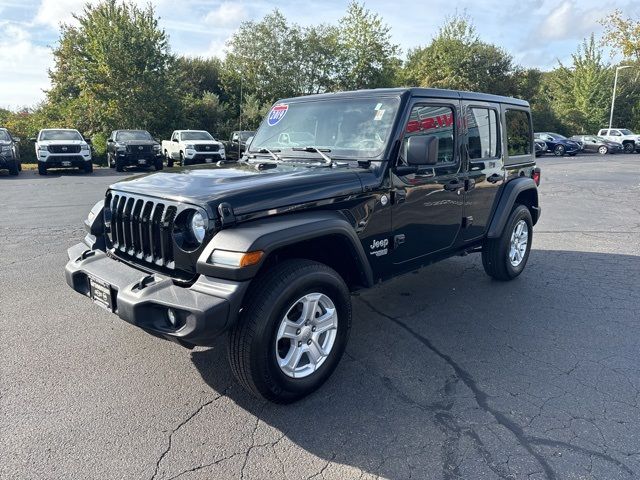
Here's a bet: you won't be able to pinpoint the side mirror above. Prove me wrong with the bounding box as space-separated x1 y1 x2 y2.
172 138 179 142
29 137 37 142
406 135 439 166
14 137 21 142
84 138 92 144
107 139 114 143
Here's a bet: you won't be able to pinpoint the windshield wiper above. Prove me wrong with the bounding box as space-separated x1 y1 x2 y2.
291 146 333 166
250 148 282 162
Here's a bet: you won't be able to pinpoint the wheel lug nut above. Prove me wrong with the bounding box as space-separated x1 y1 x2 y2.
312 326 316 332
298 341 302 347
296 329 301 335
307 339 312 345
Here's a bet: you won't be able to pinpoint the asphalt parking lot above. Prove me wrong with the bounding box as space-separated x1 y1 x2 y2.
1 154 639 480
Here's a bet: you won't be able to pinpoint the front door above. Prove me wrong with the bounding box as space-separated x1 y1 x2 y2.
390 99 464 269
461 102 504 241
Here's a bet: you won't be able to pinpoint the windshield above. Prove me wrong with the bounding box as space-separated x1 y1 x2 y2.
116 130 152 141
552 133 567 140
239 131 253 141
250 97 401 159
0 130 10 141
181 131 214 141
40 130 83 141
619 129 634 135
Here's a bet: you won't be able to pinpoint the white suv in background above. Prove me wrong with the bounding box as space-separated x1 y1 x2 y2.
597 128 640 154
32 128 93 175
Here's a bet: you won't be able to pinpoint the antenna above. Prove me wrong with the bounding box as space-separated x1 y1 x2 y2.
238 75 243 160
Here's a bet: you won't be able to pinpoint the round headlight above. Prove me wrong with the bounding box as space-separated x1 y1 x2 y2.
190 211 206 243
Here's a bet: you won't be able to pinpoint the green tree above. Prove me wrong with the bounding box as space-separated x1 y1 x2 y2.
600 10 640 62
402 14 516 95
336 2 400 90
546 35 613 134
47 0 178 138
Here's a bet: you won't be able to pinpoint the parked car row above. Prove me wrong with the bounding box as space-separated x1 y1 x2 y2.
534 128 640 157
0 127 256 176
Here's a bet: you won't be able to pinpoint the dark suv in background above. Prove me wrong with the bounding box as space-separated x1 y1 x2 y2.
107 130 163 172
0 128 21 175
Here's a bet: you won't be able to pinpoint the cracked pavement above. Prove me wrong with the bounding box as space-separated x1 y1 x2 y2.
1 154 639 479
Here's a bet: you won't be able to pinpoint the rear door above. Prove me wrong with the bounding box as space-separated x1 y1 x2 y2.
390 98 464 269
461 102 504 241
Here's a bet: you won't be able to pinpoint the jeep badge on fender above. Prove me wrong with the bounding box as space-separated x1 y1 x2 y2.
65 88 541 403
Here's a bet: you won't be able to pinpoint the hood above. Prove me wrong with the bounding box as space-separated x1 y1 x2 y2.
38 139 86 145
109 162 365 217
184 140 223 146
117 139 158 146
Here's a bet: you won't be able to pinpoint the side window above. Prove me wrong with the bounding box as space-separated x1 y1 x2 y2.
467 108 499 159
505 109 532 156
611 130 621 136
404 105 455 164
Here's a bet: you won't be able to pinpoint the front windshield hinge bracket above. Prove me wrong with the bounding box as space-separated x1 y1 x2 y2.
218 202 236 227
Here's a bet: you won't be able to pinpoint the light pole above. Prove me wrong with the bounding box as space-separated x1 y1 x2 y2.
608 65 631 130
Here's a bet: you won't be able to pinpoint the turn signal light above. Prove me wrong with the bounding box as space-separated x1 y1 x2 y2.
209 249 264 268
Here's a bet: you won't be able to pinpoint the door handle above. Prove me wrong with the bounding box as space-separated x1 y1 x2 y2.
443 180 463 192
487 174 503 184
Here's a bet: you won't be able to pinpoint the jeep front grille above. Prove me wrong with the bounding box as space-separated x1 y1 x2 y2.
105 192 177 270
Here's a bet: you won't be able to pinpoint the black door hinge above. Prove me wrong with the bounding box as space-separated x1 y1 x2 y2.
218 202 236 227
462 216 474 228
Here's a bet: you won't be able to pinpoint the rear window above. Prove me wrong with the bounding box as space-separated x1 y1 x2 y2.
505 110 532 157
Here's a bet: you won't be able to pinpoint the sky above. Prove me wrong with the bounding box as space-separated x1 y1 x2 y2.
0 0 635 110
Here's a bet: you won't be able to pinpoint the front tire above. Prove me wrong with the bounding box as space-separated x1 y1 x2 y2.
482 205 533 281
115 157 125 172
83 162 93 174
154 158 163 171
598 145 608 155
180 152 187 166
623 142 635 154
165 151 173 168
108 153 115 168
8 162 19 175
554 145 565 156
38 162 47 175
228 259 351 403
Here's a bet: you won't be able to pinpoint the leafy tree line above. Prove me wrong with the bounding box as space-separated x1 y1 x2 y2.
1 1 638 163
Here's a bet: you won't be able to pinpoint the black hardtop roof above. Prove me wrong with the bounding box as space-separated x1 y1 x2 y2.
278 87 529 108
114 129 151 133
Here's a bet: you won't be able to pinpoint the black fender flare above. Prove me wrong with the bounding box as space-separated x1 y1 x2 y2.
487 177 539 239
197 211 374 285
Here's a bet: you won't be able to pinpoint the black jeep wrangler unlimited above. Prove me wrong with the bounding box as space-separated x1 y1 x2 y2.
65 88 541 403
107 130 163 172
0 127 22 175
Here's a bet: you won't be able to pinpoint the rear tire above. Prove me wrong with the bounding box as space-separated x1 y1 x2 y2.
482 205 533 281
165 151 173 168
228 259 351 403
180 152 187 166
38 162 47 175
108 153 115 168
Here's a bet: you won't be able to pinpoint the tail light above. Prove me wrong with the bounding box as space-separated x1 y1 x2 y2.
532 167 541 186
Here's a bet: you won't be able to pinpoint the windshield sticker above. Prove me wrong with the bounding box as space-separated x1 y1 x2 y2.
375 103 383 110
268 104 289 126
374 109 385 121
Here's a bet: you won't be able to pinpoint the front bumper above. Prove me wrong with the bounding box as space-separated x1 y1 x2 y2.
185 150 224 163
117 151 162 166
40 154 90 168
65 243 250 347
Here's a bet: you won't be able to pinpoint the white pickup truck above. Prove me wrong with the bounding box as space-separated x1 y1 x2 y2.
597 128 640 154
162 130 225 167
